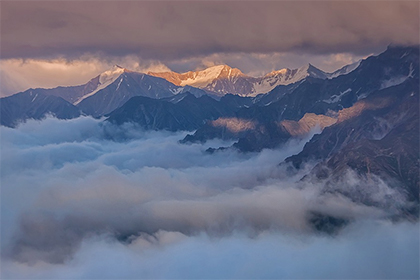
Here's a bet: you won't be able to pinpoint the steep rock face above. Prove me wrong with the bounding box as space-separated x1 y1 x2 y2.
0 91 81 127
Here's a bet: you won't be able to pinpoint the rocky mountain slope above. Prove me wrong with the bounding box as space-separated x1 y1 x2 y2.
0 91 81 127
286 78 419 217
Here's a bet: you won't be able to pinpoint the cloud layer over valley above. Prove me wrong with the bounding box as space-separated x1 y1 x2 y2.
1 116 418 278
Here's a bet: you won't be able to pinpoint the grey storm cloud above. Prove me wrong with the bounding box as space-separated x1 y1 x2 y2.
1 116 418 279
1 1 419 60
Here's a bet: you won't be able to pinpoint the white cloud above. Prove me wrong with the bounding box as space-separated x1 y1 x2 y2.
0 116 417 278
2 223 418 279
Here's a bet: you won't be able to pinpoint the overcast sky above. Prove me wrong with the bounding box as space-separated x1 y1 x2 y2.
0 1 419 96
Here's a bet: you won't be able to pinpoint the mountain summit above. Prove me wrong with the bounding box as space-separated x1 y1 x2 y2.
148 65 244 87
148 65 249 96
74 65 126 105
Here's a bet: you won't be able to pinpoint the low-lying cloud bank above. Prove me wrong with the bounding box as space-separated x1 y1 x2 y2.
2 222 418 279
1 116 418 278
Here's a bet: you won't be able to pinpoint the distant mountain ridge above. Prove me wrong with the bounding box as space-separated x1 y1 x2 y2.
4 66 209 119
1 59 362 127
1 46 414 130
148 62 360 97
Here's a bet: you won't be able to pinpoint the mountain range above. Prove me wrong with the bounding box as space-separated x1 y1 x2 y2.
1 45 418 219
149 62 360 97
1 58 360 127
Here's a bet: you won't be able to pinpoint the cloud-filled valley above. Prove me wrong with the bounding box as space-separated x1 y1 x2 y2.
1 1 418 278
1 116 418 278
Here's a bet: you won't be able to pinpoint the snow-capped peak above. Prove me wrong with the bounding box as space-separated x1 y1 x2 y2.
98 65 125 85
264 68 289 77
74 66 125 105
251 64 328 96
217 65 245 78
179 65 242 87
149 61 362 97
298 63 328 79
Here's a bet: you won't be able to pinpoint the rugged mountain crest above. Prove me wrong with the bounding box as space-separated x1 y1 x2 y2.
149 63 356 97
148 65 245 87
3 59 363 126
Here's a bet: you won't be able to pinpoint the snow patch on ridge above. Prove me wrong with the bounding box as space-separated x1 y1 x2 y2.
380 64 414 90
252 65 322 96
380 76 408 90
323 88 352 104
328 60 361 79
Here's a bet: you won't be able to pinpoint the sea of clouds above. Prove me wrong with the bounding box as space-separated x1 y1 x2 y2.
1 116 418 279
